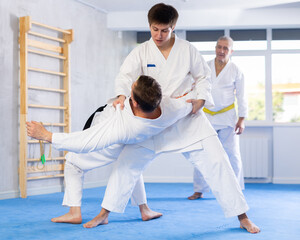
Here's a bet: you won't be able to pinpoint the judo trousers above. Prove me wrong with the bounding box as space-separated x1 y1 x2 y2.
101 135 249 218
62 146 147 207
193 126 245 193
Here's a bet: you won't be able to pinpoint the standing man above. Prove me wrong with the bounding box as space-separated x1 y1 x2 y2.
85 3 260 234
188 36 247 200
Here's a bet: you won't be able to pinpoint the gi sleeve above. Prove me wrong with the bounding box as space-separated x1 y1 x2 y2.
115 47 143 98
235 67 248 118
52 106 128 153
189 44 214 108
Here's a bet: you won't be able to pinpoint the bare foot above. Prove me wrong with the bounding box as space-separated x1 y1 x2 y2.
139 204 163 221
83 209 109 228
239 214 260 234
51 212 82 224
187 192 203 200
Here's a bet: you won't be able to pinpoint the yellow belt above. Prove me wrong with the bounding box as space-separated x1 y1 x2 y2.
203 103 235 115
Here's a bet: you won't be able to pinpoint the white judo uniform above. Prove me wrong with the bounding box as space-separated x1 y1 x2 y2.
192 59 247 193
101 36 249 218
53 96 193 207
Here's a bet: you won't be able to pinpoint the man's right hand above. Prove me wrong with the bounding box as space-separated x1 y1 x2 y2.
113 95 126 110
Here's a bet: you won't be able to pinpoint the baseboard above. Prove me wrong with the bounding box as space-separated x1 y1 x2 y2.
244 177 272 183
143 176 193 183
0 180 107 200
27 185 65 196
272 177 300 184
0 185 64 200
0 190 20 200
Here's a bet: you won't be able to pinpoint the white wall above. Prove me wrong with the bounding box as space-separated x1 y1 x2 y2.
0 0 136 199
107 8 300 31
1 1 299 200
273 126 300 183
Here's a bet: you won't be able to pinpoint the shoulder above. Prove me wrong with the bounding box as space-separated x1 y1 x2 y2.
207 59 214 66
230 61 242 72
175 37 195 51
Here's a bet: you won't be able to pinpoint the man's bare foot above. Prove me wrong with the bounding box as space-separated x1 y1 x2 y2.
238 214 260 234
139 204 163 221
83 208 109 228
187 192 203 200
51 212 82 224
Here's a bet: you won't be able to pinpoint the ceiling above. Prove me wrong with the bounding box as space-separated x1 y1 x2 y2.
76 0 300 13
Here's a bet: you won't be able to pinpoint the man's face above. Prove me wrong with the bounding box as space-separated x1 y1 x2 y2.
150 23 174 48
215 39 233 63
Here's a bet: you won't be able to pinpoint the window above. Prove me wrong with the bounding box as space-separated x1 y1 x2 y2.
232 56 266 121
272 54 300 122
272 29 300 50
271 29 300 123
230 30 267 121
186 30 224 52
230 29 267 50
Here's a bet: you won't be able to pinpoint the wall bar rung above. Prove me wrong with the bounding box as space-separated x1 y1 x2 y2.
27 164 64 173
27 174 64 180
28 49 66 60
28 67 66 76
28 85 67 93
28 140 49 144
42 122 67 127
31 20 72 34
27 157 66 162
28 39 62 53
28 104 67 110
28 31 66 43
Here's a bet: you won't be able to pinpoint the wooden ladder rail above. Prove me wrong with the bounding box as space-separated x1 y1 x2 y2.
19 16 73 198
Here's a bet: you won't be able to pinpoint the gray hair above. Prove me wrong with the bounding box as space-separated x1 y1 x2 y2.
217 36 233 48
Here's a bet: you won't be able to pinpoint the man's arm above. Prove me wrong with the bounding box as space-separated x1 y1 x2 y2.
186 99 205 114
235 117 245 135
187 44 214 113
26 121 52 142
113 95 126 110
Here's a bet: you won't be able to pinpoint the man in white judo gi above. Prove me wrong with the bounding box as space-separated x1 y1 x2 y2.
188 36 247 200
86 3 260 234
27 75 193 225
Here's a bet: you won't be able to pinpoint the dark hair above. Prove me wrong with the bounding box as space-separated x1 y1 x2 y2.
132 75 162 113
148 3 179 26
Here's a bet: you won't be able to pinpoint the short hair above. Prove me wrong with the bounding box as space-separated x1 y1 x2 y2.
148 3 179 26
217 36 234 48
132 75 162 113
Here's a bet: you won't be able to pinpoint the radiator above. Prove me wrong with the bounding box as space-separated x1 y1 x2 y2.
240 137 269 178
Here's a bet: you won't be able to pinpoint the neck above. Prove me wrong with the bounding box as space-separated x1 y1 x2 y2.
130 99 161 119
215 58 228 67
158 34 175 51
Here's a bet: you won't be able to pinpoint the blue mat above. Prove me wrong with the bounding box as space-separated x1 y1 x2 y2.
1 183 300 240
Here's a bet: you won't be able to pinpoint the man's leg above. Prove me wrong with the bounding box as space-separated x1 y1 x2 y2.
182 136 260 233
131 175 163 221
51 160 83 224
84 144 158 228
187 168 207 200
218 127 245 190
52 147 121 224
188 126 245 200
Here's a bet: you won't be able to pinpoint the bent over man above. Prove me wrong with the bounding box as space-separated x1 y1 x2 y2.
27 75 193 225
